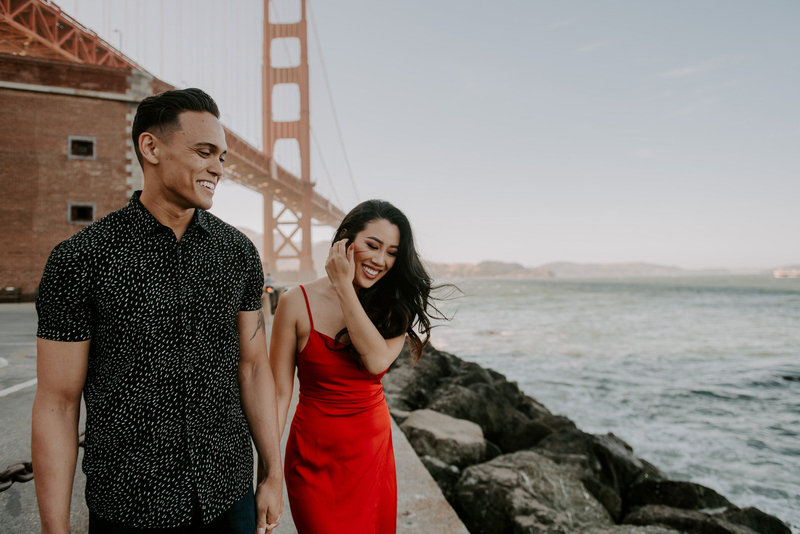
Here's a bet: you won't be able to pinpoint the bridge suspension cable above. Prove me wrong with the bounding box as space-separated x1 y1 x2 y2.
311 127 343 208
307 0 360 202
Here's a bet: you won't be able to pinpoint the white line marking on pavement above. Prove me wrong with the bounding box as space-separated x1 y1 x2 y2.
0 378 37 397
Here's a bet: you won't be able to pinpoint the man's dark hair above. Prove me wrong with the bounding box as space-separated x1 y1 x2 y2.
131 87 220 164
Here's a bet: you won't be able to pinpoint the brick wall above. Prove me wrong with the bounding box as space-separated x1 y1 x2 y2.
0 88 135 298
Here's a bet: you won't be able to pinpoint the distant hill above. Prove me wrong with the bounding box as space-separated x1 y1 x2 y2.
426 260 734 279
426 261 553 279
538 261 692 278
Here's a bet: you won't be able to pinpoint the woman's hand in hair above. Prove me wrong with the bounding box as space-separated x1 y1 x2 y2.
326 238 355 290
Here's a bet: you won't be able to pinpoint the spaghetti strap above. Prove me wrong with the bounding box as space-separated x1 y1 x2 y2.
299 285 314 330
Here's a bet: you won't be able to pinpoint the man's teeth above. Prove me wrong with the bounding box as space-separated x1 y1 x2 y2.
199 181 216 191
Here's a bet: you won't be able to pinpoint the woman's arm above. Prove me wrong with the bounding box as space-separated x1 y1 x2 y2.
327 240 406 375
268 290 300 437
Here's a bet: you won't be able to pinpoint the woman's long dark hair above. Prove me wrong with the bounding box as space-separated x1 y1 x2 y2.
332 199 444 363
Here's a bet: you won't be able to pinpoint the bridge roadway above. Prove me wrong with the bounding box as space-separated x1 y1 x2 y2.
0 303 468 533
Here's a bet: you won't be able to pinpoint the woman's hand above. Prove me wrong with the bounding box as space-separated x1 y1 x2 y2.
325 239 355 290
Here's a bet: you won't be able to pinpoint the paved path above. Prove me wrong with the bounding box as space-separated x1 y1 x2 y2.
0 303 467 533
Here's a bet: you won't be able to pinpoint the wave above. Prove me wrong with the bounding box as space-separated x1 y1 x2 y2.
689 389 756 402
476 329 516 337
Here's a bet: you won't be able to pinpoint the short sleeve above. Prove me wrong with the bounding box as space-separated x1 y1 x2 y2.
36 241 93 341
239 238 264 312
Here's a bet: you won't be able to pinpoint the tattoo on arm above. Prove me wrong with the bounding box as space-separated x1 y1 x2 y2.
250 309 266 341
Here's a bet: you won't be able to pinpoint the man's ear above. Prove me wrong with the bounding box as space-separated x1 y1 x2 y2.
139 132 159 165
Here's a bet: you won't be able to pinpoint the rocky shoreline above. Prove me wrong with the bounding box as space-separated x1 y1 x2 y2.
384 344 791 534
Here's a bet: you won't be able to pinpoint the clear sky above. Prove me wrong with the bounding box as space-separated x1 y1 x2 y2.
60 0 799 270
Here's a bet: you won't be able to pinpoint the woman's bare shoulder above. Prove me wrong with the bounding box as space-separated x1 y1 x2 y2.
277 285 305 311
277 279 327 316
301 277 332 294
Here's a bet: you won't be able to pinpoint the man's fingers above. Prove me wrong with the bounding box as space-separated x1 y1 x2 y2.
267 509 282 525
256 502 269 532
264 510 281 532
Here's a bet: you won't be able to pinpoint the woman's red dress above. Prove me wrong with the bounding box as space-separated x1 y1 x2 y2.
284 286 397 533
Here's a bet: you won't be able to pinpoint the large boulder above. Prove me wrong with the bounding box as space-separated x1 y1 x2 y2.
626 480 732 511
536 427 664 520
623 481 790 533
450 360 496 388
624 505 764 534
582 476 624 523
713 508 791 534
579 527 682 534
419 454 461 502
426 383 514 440
455 450 613 534
500 416 572 455
382 362 419 412
383 347 451 410
539 429 663 489
426 378 573 453
399 409 486 467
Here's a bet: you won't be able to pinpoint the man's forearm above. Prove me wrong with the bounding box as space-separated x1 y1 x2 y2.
239 362 283 480
31 394 80 534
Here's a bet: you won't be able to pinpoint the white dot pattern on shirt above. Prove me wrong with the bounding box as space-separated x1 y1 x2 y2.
36 191 264 528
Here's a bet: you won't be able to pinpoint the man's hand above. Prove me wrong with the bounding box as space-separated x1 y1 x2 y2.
255 474 283 533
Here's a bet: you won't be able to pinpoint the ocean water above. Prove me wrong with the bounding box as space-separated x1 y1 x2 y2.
430 275 800 531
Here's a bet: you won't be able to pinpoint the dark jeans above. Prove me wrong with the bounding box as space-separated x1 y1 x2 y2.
89 486 256 534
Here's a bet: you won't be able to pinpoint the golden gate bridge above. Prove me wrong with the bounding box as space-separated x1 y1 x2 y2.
0 0 352 283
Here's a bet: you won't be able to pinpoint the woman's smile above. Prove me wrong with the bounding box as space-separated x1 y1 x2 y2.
361 264 380 278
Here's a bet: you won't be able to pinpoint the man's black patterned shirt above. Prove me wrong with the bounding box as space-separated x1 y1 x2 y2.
36 191 264 527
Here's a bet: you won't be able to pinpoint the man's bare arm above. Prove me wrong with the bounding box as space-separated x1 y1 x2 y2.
249 308 266 341
238 309 283 532
31 339 89 534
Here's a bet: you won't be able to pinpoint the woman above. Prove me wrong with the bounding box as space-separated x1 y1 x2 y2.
269 199 439 533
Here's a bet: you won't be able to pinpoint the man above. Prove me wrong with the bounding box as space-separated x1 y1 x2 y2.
32 88 282 534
